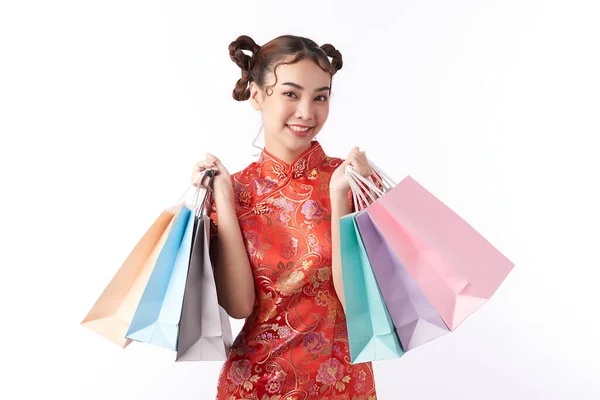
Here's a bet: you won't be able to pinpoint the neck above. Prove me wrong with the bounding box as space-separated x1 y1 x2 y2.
264 137 314 166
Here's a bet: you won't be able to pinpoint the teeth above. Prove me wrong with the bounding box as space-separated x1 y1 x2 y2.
288 125 310 132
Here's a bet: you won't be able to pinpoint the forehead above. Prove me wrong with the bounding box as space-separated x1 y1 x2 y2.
269 57 330 88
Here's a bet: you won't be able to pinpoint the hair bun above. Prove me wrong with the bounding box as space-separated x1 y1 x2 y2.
229 35 261 101
320 43 343 74
229 35 261 71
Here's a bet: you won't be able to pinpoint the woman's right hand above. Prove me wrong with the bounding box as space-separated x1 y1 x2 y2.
191 153 233 194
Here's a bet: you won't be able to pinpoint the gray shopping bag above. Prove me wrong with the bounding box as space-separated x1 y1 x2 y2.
176 176 233 361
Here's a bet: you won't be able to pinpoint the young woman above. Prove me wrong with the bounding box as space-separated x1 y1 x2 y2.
192 34 378 400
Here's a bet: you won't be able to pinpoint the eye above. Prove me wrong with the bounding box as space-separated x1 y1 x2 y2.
316 95 328 102
283 91 297 98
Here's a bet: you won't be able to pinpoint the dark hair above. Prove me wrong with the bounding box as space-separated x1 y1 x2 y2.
228 34 343 101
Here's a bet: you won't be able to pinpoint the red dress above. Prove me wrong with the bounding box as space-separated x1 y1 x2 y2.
211 141 378 400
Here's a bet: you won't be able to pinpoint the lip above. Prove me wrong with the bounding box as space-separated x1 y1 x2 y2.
286 124 314 137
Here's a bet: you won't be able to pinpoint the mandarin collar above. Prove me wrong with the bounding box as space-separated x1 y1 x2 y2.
257 141 328 181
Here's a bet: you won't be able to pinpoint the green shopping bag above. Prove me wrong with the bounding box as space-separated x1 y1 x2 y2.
340 213 405 364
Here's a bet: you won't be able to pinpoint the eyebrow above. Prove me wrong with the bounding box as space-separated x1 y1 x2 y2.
282 82 331 92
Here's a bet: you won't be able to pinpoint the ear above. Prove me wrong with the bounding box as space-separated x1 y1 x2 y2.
249 82 262 111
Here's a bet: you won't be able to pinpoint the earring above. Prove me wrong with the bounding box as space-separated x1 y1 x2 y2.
252 124 264 158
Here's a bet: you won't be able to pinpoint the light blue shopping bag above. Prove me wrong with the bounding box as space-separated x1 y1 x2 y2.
340 212 405 363
125 205 195 350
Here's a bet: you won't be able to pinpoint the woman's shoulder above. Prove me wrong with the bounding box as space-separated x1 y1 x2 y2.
230 160 261 184
318 155 344 174
323 155 344 166
226 161 262 217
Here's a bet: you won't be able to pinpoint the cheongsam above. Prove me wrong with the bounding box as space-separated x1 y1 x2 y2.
211 141 378 400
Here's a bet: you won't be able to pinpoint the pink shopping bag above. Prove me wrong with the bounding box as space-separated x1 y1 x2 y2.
367 176 514 330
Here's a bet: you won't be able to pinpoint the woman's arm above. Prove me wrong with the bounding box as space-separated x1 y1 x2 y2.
211 185 256 319
329 146 375 314
330 190 352 314
194 153 255 319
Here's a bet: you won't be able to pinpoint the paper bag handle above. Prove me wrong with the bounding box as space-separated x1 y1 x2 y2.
174 169 215 217
345 158 397 211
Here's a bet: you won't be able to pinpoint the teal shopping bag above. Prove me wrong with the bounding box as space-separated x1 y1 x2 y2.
340 212 405 363
125 205 195 350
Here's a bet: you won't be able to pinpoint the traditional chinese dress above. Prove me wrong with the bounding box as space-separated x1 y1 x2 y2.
212 141 378 400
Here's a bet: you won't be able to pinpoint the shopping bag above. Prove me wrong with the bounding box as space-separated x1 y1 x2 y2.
340 197 404 363
344 166 450 350
176 190 233 361
364 172 514 330
80 208 178 347
125 204 195 350
355 211 450 350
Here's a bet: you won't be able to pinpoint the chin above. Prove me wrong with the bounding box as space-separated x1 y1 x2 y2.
285 126 319 142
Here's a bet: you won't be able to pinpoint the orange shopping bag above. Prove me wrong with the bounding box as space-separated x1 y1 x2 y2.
81 207 180 347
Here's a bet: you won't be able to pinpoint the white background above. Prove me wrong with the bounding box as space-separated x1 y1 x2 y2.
1 0 599 399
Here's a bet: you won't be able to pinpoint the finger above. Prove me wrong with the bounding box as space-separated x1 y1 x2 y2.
191 170 215 187
191 169 209 180
349 153 359 163
346 157 360 169
347 157 371 176
350 151 366 161
194 160 216 169
205 153 220 162
193 166 212 175
195 167 219 181
191 164 215 177
207 154 226 170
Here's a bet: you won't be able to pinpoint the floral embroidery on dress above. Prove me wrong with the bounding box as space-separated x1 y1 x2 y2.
303 331 330 355
279 236 298 260
307 168 319 180
255 176 278 196
227 359 260 392
214 141 378 400
292 158 307 178
257 291 279 322
316 358 351 392
275 268 305 296
315 290 330 306
301 199 328 220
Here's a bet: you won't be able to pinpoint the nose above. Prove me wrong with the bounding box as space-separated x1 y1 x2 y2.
295 98 314 121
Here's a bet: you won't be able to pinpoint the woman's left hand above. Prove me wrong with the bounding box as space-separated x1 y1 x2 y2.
330 146 373 198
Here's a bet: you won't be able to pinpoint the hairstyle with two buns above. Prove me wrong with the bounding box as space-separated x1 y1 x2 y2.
228 34 343 101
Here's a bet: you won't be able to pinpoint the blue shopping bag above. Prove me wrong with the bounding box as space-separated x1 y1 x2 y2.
340 212 405 364
125 205 195 350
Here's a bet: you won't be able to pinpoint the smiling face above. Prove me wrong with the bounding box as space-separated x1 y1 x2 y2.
249 57 331 163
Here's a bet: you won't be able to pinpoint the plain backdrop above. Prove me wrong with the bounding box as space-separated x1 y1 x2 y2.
1 0 599 399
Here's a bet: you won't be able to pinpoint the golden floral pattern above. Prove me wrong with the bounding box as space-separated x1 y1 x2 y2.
212 141 378 399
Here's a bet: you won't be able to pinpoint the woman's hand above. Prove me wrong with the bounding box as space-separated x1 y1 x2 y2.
330 146 373 199
191 153 233 196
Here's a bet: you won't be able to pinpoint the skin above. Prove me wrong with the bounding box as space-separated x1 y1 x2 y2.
192 56 372 317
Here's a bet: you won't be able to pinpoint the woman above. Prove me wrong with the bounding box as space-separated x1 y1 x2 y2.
192 34 378 400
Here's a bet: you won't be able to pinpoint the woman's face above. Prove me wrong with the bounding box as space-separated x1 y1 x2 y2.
250 57 331 158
